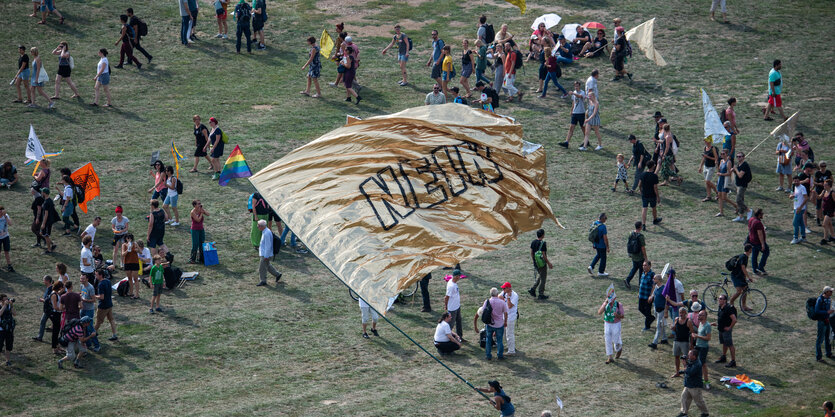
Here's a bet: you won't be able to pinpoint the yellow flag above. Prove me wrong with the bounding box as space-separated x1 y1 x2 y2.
320 28 334 60
250 104 559 314
504 0 526 14
625 18 667 67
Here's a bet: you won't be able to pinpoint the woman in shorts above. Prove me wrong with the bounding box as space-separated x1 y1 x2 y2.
121 233 141 299
190 115 211 172
28 47 55 109
162 166 180 226
92 48 111 107
699 140 719 201
38 0 64 25
459 39 473 98
50 41 81 100
148 161 167 202
208 117 225 180
13 45 32 104
300 36 322 98
715 150 738 217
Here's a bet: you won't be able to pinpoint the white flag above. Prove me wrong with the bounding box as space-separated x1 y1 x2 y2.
701 89 729 145
770 111 799 143
26 125 46 161
625 18 667 67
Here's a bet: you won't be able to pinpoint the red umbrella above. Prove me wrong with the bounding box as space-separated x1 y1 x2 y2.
582 22 606 29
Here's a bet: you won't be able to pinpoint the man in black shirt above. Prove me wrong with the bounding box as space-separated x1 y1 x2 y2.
39 188 57 253
813 161 831 225
729 243 753 311
637 161 662 231
626 134 648 193
712 294 738 368
126 9 153 63
528 228 553 299
731 152 753 222
610 26 631 81
678 350 709 417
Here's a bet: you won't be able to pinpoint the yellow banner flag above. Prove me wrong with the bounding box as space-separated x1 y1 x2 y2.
625 18 667 67
250 104 559 314
504 0 526 14
320 28 335 60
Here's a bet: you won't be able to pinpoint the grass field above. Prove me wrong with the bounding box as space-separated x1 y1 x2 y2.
0 0 833 415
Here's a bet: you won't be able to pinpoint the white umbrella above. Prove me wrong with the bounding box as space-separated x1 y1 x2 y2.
561 23 580 42
531 13 561 30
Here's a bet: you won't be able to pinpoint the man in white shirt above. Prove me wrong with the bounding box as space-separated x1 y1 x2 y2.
585 69 599 101
444 269 463 339
256 219 282 286
80 235 95 281
80 216 101 246
501 281 519 355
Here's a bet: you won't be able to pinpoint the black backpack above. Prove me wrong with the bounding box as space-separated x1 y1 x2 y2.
481 298 494 325
725 254 742 272
164 266 182 289
627 232 641 255
806 297 821 320
236 2 252 20
514 50 524 70
137 18 148 37
116 279 130 297
58 318 82 346
484 24 495 44
175 177 183 194
73 184 86 204
407 37 413 51
485 88 500 109
272 232 281 259
718 107 729 123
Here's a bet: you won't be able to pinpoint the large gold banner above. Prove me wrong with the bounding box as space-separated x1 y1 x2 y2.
250 104 559 313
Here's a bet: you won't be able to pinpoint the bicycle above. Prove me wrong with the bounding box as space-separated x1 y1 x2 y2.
348 281 419 304
702 272 767 317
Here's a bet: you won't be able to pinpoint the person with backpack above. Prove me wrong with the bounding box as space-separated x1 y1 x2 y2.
146 199 169 259
381 25 410 87
699 138 720 202
528 228 553 299
127 8 152 63
233 0 253 53
727 243 754 312
162 166 180 226
58 168 83 231
0 294 16 366
256 219 282 286
610 26 631 81
57 315 94 369
501 43 523 102
114 14 142 69
58 175 76 236
481 288 508 360
94 268 118 342
731 152 753 222
813 286 834 362
624 221 647 289
587 213 609 278
477 380 515 417
476 15 491 45
473 39 492 86
597 291 624 364
39 187 59 254
474 81 499 113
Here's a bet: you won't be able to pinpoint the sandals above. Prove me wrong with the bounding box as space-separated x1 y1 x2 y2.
50 96 60 100
59 17 64 24
299 91 310 96
311 94 320 98
701 197 711 202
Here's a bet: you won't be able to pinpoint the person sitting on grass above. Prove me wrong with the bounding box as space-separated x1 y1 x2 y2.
579 29 609 58
149 255 165 314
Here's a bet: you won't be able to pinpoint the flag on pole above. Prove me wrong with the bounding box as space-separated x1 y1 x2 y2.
26 125 46 162
625 18 667 67
504 0 526 14
320 29 335 60
660 263 678 305
170 141 187 178
24 150 63 165
70 163 101 214
218 145 253 186
769 111 799 143
702 89 729 144
250 104 559 314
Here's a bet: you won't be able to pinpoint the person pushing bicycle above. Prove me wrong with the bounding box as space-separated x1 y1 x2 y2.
729 243 754 312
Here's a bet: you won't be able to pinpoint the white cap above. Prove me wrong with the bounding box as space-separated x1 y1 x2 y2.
691 302 702 312
824 286 834 293
345 36 353 43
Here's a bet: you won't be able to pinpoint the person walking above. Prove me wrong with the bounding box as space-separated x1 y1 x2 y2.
610 26 631 81
699 139 719 201
426 30 445 86
677 349 710 417
647 273 669 349
638 261 655 331
33 275 54 342
728 243 753 312
715 150 738 217
381 25 409 86
28 47 55 109
763 59 786 121
712 294 737 368
127 8 153 63
47 281 64 354
94 269 118 342
114 15 142 69
162 166 180 225
13 45 32 104
540 46 567 98
501 43 523 102
482 288 508 360
821 179 835 244
359 296 379 339
92 48 112 107
342 46 361 104
501 282 518 355
582 90 603 150
459 39 473 97
38 0 65 25
301 37 322 98
57 316 94 370
558 81 586 149
597 292 624 364
587 213 609 277
433 312 461 355
477 381 515 417
419 273 432 312
790 174 808 244
638 161 662 229
473 39 492 86
424 83 445 105
814 286 833 362
0 207 12 272
627 134 650 194
731 152 753 222
0 294 16 366
256 219 281 286
529 228 553 299
693 309 712 390
670 307 695 378
710 0 728 22
747 209 770 275
624 221 647 289
233 0 252 53
443 269 463 339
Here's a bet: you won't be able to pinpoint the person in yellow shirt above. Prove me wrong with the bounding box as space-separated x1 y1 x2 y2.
440 45 453 97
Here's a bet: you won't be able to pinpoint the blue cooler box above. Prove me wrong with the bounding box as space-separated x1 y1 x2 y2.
203 242 219 266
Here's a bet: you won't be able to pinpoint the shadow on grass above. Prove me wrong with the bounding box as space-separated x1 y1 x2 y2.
653 223 705 246
748 314 801 334
552 299 594 320
0 271 45 293
5 362 58 388
165 308 199 328
615 357 666 381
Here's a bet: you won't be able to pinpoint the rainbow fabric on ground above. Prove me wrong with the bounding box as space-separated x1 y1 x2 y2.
218 144 253 186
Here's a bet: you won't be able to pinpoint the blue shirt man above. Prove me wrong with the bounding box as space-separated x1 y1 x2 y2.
588 213 609 277
638 262 656 331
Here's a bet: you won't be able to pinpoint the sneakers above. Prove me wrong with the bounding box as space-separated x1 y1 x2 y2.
594 145 603 151
598 272 609 277
6 265 14 273
725 360 737 368
170 222 180 226
558 141 569 148
420 307 432 313
149 308 155 314
578 146 587 151
57 359 64 369
587 266 593 275
747 209 754 219
528 288 537 297
623 279 632 289
714 355 727 363
648 343 657 350
731 216 744 222
652 217 663 225
155 307 162 312
256 282 267 286
775 186 784 191
790 238 800 244
537 294 550 300
362 332 370 339
627 73 633 80
704 381 711 390
48 101 56 109
275 272 282 283
805 228 812 234
215 33 223 38
165 219 172 224
370 329 379 337
821 239 829 245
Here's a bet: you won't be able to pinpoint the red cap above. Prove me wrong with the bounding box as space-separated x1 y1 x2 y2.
209 117 218 124
501 282 512 289
115 206 123 214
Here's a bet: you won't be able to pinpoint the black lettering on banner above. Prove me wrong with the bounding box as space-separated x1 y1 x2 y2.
359 141 505 230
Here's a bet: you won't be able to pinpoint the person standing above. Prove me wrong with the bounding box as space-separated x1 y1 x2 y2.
670 307 695 378
149 255 165 313
529 228 553 299
821 179 835 244
731 152 753 222
381 25 409 86
501 282 518 355
638 261 655 331
699 139 719 202
80 235 95 281
712 294 737 368
637 161 662 229
207 117 225 180
359 296 379 339
179 0 193 46
482 288 508 360
189 200 208 264
13 45 32 104
251 0 266 50
459 39 473 97
597 293 624 364
256 219 281 286
647 273 668 349
213 0 229 39
0 294 15 366
146 200 169 257
419 273 432 313
439 45 453 97
0 206 12 272
33 275 54 342
59 175 76 236
94 269 118 342
186 0 199 42
122 234 141 299
587 213 609 277
110 206 129 268
624 221 647 289
190 116 211 172
163 166 180 225
30 189 46 248
433 312 461 355
78 274 100 352
814 286 834 362
114 15 142 69
39 188 59 253
627 134 649 194
814 162 832 228
127 8 153 63
92 48 112 107
301 37 322 98
426 30 445 87
443 269 463 339
677 349 710 417
558 81 586 149
775 139 792 192
693 309 712 390
790 175 808 244
747 209 769 275
47 281 64 353
763 59 786 121
233 0 252 54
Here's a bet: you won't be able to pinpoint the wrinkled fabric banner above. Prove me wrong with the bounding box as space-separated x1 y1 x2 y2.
71 163 101 214
625 18 667 67
769 111 799 143
250 104 558 314
702 89 729 144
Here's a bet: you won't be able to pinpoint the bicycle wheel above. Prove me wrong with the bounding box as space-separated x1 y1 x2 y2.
702 284 727 313
348 288 359 301
740 288 767 317
401 282 418 297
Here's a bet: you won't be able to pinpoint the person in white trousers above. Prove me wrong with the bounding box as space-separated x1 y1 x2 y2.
501 282 519 355
598 294 624 364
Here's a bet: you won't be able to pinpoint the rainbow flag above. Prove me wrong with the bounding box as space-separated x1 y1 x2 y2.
218 145 253 186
